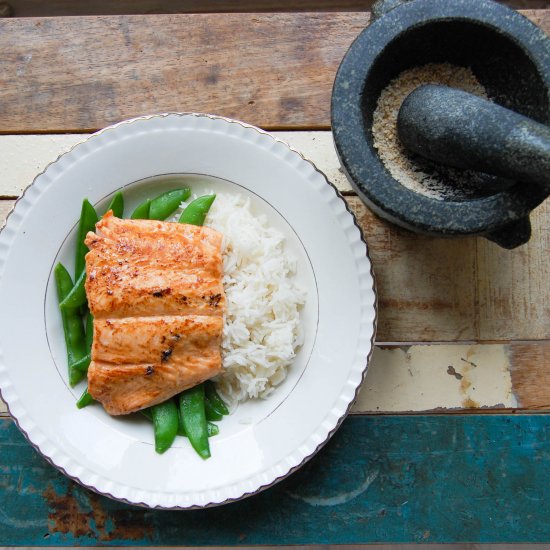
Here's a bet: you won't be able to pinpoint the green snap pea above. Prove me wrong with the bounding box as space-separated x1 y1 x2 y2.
59 269 87 310
75 199 98 279
76 387 94 409
178 194 216 226
179 385 210 459
72 352 91 373
130 198 151 220
72 312 94 376
207 422 220 437
105 191 124 218
54 263 87 387
151 400 179 454
144 406 218 438
149 188 191 220
204 396 223 421
205 381 229 416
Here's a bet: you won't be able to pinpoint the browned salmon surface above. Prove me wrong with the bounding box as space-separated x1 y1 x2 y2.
85 212 225 415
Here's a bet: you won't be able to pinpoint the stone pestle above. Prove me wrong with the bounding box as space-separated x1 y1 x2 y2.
397 84 550 190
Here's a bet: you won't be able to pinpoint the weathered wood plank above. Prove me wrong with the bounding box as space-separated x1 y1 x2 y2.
0 10 548 132
2 194 550 342
0 13 370 132
356 344 516 412
510 342 550 410
349 197 550 342
0 415 549 544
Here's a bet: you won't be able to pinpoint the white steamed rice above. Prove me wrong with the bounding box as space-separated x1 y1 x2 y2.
178 192 306 407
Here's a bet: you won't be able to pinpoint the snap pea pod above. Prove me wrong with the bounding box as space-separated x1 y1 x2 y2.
149 188 191 220
178 194 216 226
75 199 98 279
59 268 87 310
54 263 87 387
105 191 124 218
143 407 219 437
76 387 94 409
204 396 223 421
130 199 151 220
76 312 96 408
179 385 210 459
205 381 229 416
151 400 179 454
72 352 91 373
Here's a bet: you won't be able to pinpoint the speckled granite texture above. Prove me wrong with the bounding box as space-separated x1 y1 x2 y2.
331 0 550 248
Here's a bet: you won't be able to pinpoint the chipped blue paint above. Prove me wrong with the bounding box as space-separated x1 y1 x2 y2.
0 415 549 545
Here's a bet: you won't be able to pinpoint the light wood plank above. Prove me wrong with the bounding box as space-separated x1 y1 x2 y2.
349 197 550 342
476 202 550 341
0 200 13 228
0 133 351 197
354 343 516 413
0 10 547 132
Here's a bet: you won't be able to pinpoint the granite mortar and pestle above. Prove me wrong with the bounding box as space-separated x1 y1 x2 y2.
331 0 550 248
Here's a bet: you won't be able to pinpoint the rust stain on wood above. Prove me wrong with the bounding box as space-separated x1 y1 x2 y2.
43 483 153 541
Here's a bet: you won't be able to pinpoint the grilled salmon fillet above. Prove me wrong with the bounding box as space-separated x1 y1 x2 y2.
85 212 225 415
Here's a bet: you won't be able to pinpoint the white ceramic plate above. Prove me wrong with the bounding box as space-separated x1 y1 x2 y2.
0 113 376 509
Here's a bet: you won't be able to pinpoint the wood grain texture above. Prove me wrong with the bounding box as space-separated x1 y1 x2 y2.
4 0 373 16
0 10 548 132
2 193 550 342
348 198 550 342
510 342 550 410
6 0 547 17
0 13 370 132
0 415 549 544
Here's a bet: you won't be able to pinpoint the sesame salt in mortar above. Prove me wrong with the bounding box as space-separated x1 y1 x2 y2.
331 0 550 249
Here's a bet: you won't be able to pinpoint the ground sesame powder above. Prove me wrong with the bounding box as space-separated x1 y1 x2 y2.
372 63 490 200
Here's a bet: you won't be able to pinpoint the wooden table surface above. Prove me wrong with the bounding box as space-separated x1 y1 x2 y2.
0 5 549 545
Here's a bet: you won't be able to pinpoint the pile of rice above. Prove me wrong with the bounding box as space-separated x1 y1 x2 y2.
181 193 306 407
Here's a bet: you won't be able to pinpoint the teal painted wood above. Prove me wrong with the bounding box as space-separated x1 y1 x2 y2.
0 415 548 545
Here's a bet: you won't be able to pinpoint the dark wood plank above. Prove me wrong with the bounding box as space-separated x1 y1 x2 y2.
0 10 548 133
0 415 549 544
4 0 548 17
1 0 371 16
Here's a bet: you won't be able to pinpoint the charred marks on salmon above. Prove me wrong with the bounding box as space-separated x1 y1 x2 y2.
152 288 171 298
